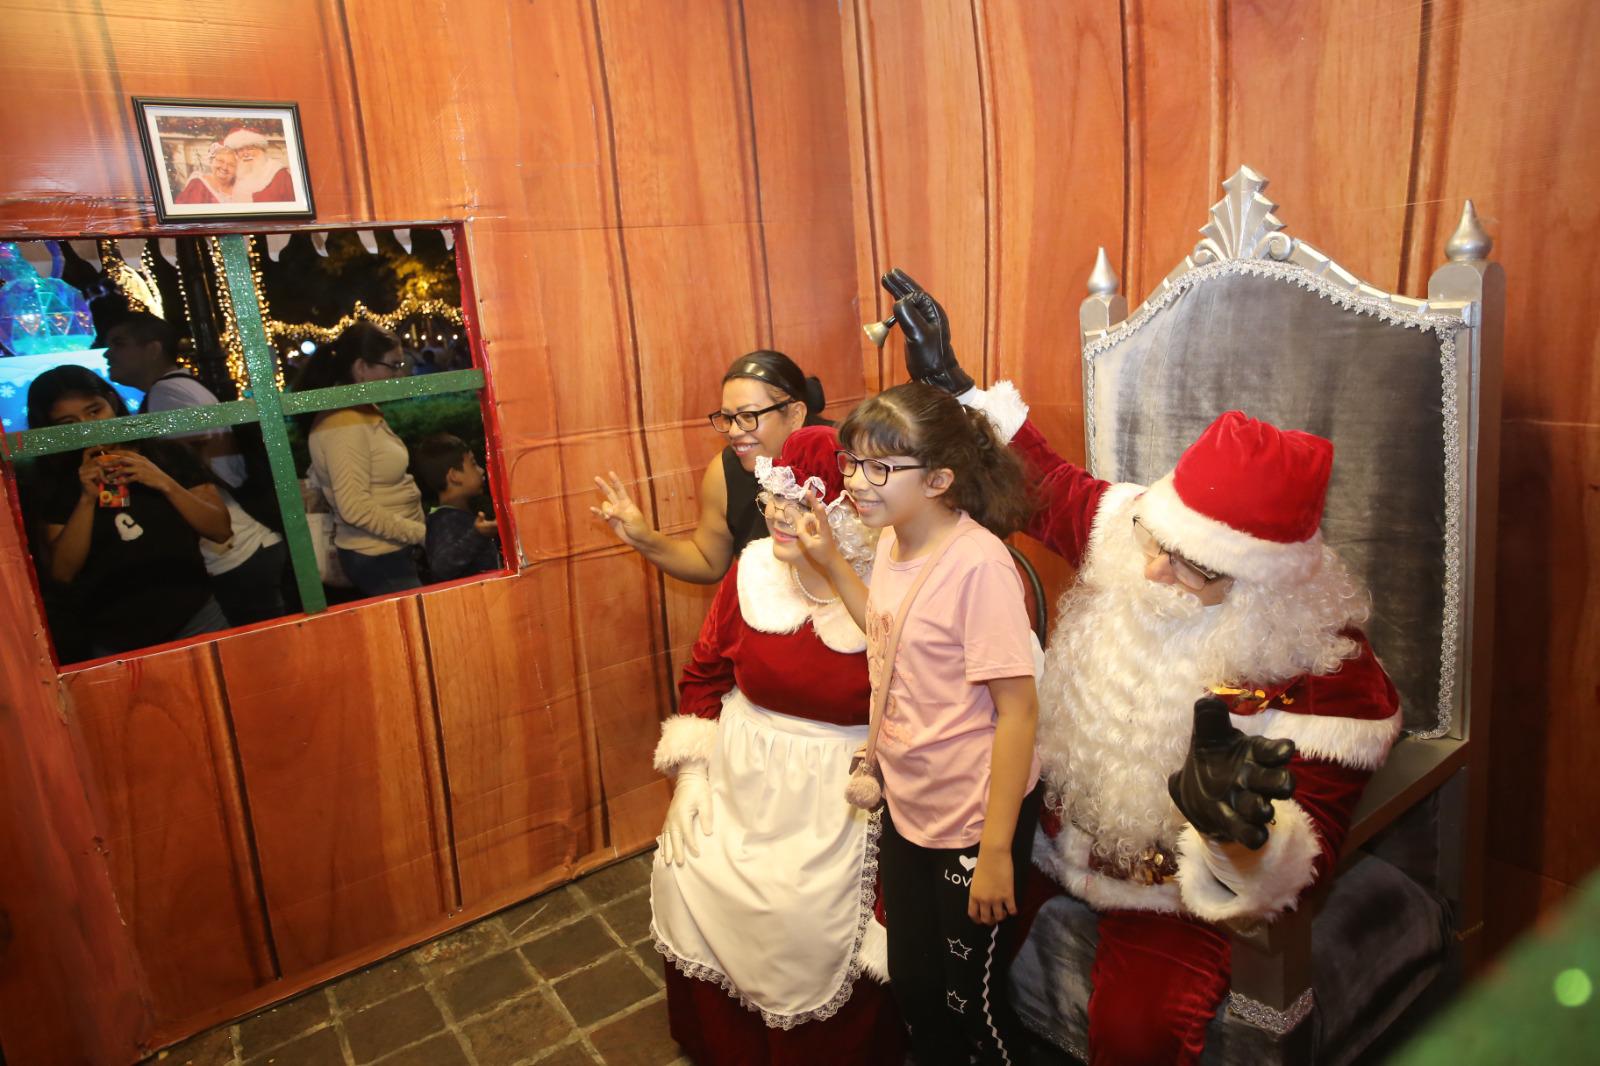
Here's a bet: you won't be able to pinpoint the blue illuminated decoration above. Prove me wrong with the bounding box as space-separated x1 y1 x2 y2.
0 241 97 357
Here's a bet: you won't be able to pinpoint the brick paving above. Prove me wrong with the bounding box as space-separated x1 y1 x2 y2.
152 852 683 1066
150 848 1074 1066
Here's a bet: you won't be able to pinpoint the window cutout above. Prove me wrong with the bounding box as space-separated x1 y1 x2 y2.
1 226 506 669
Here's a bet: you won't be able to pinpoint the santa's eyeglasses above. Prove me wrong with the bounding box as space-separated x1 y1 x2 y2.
1131 517 1226 591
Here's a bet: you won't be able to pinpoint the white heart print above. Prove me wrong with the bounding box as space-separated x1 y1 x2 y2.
958 854 978 872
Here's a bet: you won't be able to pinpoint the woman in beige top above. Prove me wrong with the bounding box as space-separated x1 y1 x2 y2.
295 322 425 595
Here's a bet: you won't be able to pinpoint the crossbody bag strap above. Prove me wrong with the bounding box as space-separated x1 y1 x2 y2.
861 523 978 768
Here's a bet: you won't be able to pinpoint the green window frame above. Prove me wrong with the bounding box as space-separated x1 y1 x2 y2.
1 233 487 616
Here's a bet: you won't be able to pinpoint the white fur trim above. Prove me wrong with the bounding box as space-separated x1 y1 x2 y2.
856 918 889 983
1030 822 1184 915
1137 473 1324 586
653 715 719 775
1175 799 1322 923
1084 482 1146 559
737 538 866 653
957 380 1029 445
1232 706 1402 772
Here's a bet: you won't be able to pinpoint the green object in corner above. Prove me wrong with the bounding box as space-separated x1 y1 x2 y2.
1390 871 1600 1064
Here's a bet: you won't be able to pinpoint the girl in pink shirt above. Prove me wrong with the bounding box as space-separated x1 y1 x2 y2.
800 382 1042 1065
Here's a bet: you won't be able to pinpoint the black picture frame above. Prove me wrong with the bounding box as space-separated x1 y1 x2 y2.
131 97 316 225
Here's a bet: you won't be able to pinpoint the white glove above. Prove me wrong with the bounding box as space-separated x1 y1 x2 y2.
659 760 714 866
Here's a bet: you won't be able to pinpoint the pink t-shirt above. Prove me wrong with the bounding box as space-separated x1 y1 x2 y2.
867 513 1041 848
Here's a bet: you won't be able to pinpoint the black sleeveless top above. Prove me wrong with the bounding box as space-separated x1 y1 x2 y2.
721 446 764 559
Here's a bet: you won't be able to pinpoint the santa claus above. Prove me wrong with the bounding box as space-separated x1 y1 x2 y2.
222 127 295 203
879 270 1401 1064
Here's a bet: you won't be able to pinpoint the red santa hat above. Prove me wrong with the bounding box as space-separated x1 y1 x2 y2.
1135 410 1333 585
221 127 269 150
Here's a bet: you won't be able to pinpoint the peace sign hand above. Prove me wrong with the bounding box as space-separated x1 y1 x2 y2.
590 471 653 550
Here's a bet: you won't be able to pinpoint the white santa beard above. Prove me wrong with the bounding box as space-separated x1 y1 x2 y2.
233 155 280 197
1037 511 1367 869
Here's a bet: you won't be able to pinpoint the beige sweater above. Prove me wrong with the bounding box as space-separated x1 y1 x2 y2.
307 410 425 554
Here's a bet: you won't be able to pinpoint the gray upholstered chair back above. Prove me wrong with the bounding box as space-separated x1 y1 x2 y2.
1081 169 1488 738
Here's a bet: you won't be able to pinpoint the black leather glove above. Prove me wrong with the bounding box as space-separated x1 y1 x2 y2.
1167 697 1296 850
881 268 975 395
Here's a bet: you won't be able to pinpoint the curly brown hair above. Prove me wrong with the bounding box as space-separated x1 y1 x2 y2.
838 382 1032 537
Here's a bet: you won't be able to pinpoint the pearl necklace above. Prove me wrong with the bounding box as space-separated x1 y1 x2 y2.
791 565 839 606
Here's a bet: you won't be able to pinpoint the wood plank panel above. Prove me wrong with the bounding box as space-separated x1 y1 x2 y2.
1124 0 1220 303
1401 0 1600 424
629 223 767 535
596 0 759 230
472 225 646 564
840 0 891 395
0 0 368 233
743 0 864 399
1225 0 1424 291
0 473 150 1063
855 0 989 387
1486 420 1600 887
981 0 1125 462
63 647 274 1024
569 551 674 855
421 566 598 905
216 600 454 974
346 0 619 229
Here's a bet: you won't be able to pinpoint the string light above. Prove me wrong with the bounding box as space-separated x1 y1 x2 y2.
205 236 250 392
263 297 465 345
100 239 165 321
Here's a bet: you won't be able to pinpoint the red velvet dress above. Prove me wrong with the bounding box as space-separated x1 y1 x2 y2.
651 542 904 1065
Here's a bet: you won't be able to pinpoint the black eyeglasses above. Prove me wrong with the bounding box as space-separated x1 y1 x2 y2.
708 400 793 433
1131 516 1226 591
376 359 409 372
835 448 926 487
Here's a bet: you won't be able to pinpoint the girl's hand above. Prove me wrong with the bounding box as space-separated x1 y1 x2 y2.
77 449 107 498
101 451 178 495
796 492 844 572
590 471 653 549
967 850 1016 926
474 511 498 537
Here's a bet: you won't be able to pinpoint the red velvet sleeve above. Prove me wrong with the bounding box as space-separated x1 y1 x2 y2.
676 562 743 720
1010 419 1112 569
1288 754 1372 888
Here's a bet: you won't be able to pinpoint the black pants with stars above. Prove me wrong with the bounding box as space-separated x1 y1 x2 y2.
879 784 1044 1066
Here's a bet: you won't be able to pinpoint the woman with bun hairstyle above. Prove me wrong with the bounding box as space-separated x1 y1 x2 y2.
592 349 829 583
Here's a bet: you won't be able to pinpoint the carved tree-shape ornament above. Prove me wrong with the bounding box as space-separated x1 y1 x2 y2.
1192 166 1295 264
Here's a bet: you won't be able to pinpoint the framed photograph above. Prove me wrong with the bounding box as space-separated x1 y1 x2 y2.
132 97 315 224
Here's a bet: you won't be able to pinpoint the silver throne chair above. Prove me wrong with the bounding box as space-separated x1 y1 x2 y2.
1009 166 1503 1064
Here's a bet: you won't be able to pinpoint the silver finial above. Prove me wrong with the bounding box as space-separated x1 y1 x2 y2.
1087 247 1119 296
1444 200 1492 262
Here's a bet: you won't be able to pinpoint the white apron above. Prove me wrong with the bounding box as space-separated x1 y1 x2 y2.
650 688 878 1029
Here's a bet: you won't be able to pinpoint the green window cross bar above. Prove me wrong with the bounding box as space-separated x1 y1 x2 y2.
1 232 487 619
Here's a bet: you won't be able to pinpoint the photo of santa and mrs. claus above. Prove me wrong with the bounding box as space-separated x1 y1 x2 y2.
171 125 296 205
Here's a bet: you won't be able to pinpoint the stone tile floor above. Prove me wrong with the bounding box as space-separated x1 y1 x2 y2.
151 851 683 1066
150 847 1075 1066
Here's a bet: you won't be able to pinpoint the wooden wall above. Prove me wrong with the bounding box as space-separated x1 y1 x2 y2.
1 0 1596 1061
0 1 860 1060
840 0 1600 960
